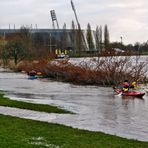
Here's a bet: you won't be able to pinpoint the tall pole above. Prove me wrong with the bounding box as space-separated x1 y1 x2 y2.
3 32 6 48
70 0 88 51
50 33 52 52
120 36 123 45
71 0 79 27
120 36 123 50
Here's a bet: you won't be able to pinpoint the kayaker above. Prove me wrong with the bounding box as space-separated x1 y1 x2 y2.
28 70 37 76
130 81 140 90
122 80 130 92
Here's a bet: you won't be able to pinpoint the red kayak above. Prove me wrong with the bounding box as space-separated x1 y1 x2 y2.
114 88 145 98
122 91 145 97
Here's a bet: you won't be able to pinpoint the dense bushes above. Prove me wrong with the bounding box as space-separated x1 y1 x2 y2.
17 56 148 86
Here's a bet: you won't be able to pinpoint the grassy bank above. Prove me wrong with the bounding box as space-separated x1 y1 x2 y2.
0 93 70 114
0 114 148 148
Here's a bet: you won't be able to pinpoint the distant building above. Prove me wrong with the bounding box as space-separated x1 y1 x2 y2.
0 28 97 53
0 28 71 47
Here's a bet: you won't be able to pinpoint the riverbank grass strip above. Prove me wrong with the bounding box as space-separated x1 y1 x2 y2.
0 93 70 114
0 114 148 148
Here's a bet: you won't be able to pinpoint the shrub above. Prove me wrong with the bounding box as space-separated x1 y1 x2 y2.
17 56 148 86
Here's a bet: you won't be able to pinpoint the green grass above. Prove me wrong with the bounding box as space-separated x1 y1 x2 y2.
0 93 70 114
0 114 148 148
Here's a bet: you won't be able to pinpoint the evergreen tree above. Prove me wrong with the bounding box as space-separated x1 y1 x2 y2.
95 25 102 52
86 23 94 51
95 26 99 51
77 24 84 52
61 23 67 50
71 20 78 52
99 26 103 51
71 21 83 53
104 24 110 50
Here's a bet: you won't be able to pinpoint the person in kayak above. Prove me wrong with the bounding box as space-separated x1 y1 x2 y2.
130 81 140 90
130 81 136 88
122 80 130 92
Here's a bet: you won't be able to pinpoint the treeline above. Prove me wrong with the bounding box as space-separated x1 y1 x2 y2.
71 22 110 53
110 41 148 54
68 21 148 54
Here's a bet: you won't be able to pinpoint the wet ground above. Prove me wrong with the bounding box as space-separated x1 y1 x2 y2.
0 68 148 141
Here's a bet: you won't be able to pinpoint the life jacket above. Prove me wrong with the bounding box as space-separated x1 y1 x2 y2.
122 88 128 92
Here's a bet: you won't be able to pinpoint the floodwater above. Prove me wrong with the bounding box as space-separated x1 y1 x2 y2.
0 68 148 141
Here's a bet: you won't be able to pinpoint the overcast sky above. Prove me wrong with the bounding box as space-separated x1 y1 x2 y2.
0 0 148 44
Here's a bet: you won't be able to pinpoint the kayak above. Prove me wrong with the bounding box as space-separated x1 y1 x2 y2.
114 88 145 97
122 91 145 97
28 75 37 80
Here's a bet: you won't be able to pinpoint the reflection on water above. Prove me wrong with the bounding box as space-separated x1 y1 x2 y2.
0 69 148 141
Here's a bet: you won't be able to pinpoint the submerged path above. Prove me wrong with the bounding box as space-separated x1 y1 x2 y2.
0 106 70 123
0 106 57 122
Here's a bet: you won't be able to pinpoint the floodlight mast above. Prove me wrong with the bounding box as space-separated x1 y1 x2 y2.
70 0 88 51
50 10 59 29
71 0 79 27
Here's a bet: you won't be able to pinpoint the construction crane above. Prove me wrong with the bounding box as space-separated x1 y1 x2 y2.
70 0 88 51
